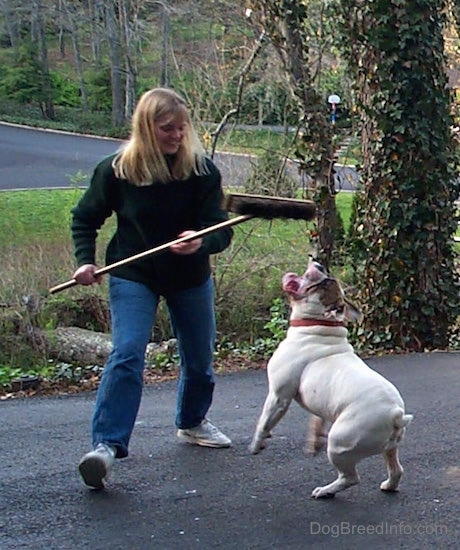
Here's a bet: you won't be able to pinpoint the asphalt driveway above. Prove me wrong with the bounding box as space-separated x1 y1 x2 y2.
1 352 459 549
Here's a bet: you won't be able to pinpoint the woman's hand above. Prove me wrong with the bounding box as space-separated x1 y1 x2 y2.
170 230 202 255
73 264 103 285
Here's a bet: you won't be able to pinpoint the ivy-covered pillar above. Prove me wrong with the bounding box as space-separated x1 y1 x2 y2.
339 0 460 351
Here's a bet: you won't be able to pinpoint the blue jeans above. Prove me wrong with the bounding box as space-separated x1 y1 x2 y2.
92 276 216 458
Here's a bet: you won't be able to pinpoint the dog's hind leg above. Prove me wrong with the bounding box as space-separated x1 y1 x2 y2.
311 423 360 498
306 415 329 455
249 392 291 454
380 447 404 492
311 451 360 499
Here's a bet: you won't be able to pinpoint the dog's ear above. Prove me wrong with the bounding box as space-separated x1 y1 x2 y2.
344 299 363 323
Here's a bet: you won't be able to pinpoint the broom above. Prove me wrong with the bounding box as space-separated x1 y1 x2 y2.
48 193 316 294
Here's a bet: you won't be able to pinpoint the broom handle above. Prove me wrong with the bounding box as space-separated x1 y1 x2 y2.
48 214 252 294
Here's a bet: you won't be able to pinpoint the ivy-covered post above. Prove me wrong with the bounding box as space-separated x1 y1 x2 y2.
339 0 460 351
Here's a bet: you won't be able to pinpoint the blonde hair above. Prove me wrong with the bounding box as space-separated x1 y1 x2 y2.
113 88 208 185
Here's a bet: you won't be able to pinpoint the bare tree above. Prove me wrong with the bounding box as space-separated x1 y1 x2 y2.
104 1 125 126
249 1 339 268
87 0 104 64
60 0 89 112
149 1 172 86
31 0 55 119
2 0 21 48
210 30 267 157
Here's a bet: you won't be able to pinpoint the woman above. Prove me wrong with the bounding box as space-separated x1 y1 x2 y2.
71 88 233 490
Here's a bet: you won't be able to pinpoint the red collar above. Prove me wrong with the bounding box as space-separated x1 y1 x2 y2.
290 319 344 327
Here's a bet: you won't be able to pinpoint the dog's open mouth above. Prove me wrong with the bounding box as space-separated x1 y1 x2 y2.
282 260 363 325
282 261 330 297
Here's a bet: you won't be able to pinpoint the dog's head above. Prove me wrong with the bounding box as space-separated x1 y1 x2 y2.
282 260 363 324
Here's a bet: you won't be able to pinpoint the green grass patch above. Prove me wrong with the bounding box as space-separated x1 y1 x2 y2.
210 128 295 155
0 188 355 249
0 188 82 245
0 188 460 253
0 188 458 382
335 192 353 228
1 189 456 250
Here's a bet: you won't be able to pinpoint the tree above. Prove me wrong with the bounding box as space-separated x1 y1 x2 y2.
2 0 21 48
0 42 47 107
338 0 460 351
104 1 125 126
247 0 343 269
31 0 55 119
60 0 90 112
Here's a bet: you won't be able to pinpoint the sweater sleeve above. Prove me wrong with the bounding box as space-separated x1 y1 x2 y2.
197 158 233 255
71 156 117 266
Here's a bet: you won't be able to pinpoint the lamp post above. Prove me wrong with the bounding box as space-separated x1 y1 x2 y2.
328 94 341 125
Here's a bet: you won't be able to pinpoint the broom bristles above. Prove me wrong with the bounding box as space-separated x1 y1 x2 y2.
224 193 316 221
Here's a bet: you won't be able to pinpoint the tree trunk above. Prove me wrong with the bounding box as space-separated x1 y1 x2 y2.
88 0 104 63
340 0 460 351
62 0 89 112
31 1 55 120
104 1 125 127
3 0 20 48
160 5 170 86
256 1 338 268
57 0 66 58
119 0 137 119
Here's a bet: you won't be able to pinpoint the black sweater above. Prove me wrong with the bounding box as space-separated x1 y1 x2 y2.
71 154 233 293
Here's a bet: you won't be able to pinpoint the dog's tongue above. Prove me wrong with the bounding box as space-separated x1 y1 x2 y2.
282 273 302 294
283 263 325 294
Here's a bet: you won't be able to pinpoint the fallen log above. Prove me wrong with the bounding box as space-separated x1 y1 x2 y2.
38 326 175 367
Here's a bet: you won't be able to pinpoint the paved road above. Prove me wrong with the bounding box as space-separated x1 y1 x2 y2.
0 122 358 191
1 352 459 549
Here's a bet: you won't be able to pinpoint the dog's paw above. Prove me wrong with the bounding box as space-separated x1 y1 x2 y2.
305 438 326 456
380 480 400 492
311 486 336 499
248 441 265 454
249 432 271 454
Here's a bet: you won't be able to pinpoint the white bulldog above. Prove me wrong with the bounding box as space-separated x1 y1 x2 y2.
249 260 413 499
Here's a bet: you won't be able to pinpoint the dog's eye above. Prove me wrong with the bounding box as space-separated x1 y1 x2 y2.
313 262 326 273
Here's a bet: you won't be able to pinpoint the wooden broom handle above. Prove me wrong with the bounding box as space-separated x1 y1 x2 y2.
48 214 252 294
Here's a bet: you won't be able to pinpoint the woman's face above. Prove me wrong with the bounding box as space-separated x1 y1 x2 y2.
154 115 187 155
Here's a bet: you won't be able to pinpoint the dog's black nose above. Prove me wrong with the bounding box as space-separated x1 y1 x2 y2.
313 261 326 273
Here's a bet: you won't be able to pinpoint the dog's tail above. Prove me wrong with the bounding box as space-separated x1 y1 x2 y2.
394 410 413 430
384 409 413 450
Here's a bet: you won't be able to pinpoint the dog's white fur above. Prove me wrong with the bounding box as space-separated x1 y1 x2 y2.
249 260 413 499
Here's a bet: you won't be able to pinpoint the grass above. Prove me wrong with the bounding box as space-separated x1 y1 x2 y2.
0 187 351 390
0 187 458 391
0 188 354 248
1 188 82 244
0 187 455 308
0 188 353 345
208 128 295 156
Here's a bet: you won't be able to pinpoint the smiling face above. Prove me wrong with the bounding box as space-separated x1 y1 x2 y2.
154 115 187 155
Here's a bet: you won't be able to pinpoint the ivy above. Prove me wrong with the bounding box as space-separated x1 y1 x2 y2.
337 0 460 351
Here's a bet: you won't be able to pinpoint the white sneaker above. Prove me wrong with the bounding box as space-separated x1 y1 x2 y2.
78 443 116 489
177 419 232 448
